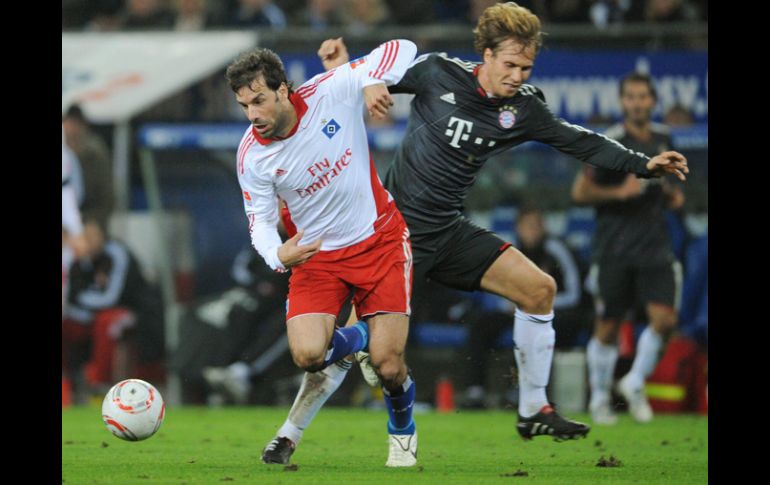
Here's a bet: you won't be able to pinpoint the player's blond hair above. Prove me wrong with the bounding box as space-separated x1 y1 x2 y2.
473 2 543 56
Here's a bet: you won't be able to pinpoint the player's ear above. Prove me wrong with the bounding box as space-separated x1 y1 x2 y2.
483 47 494 64
277 82 289 101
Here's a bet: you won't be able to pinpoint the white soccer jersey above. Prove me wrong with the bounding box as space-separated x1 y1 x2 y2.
237 39 417 271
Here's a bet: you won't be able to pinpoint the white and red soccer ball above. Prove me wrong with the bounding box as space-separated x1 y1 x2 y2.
102 379 165 441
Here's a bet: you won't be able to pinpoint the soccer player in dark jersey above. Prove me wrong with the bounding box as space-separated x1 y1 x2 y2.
571 72 685 425
261 2 688 464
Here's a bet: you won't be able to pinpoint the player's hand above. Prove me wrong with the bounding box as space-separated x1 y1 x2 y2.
278 229 322 268
646 151 689 181
364 83 394 120
318 37 349 71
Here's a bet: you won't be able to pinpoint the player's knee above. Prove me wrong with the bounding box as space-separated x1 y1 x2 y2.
521 273 556 313
291 349 326 373
371 354 406 386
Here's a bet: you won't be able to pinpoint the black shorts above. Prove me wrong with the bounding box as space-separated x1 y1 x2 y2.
590 259 682 320
410 216 510 292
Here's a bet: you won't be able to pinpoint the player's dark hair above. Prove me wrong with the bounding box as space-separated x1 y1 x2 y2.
225 48 294 94
619 72 657 101
473 2 543 56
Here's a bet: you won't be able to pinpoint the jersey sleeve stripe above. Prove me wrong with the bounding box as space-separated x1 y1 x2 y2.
376 40 399 79
370 41 394 80
369 41 392 79
296 71 335 98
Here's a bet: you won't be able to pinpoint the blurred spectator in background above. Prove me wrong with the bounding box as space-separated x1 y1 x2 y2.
384 0 435 25
63 0 101 29
82 1 125 31
663 103 695 127
645 0 700 22
174 0 211 31
589 0 633 28
62 219 165 401
462 204 589 408
197 247 290 404
571 72 685 426
63 129 88 311
229 0 287 29
121 0 175 30
468 0 499 23
543 0 592 23
294 0 347 30
343 0 391 36
63 105 115 235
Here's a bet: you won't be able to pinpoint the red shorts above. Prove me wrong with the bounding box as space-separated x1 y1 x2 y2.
286 203 413 321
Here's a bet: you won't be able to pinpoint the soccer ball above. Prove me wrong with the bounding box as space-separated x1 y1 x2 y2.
102 379 165 441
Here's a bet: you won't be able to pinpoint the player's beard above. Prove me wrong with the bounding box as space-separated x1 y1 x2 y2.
266 94 295 139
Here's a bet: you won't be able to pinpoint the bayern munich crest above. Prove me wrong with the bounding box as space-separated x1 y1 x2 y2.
498 110 516 129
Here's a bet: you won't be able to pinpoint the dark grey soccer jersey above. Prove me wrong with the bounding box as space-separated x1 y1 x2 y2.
587 123 675 264
383 52 654 235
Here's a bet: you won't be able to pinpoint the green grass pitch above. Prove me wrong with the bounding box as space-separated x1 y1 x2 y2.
63 406 707 484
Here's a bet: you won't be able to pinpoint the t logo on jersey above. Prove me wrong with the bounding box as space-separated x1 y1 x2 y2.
445 116 474 148
322 119 341 139
349 57 365 69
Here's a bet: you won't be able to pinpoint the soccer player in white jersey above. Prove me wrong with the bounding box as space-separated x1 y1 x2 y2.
226 40 420 466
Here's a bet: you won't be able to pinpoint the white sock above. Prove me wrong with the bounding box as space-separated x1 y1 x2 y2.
278 360 350 444
586 337 618 406
626 326 663 388
513 308 555 417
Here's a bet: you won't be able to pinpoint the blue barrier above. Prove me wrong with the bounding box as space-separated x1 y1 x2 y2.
137 122 708 152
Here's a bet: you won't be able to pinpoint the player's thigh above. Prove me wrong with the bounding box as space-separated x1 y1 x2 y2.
366 312 409 365
286 313 337 358
425 217 511 292
353 220 413 320
479 246 553 308
286 266 350 356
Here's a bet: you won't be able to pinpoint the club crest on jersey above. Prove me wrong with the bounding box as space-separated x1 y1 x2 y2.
243 191 253 207
322 119 341 139
498 106 516 129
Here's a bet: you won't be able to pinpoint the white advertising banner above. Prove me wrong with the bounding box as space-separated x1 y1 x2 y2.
62 31 258 123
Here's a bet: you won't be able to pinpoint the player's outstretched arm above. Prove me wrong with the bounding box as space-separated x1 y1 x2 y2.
646 151 689 181
277 229 322 268
318 37 349 71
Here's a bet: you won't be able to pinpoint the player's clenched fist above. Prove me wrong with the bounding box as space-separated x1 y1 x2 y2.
318 37 349 71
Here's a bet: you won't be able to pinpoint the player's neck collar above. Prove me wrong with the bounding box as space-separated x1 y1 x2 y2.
473 64 503 102
252 93 308 146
